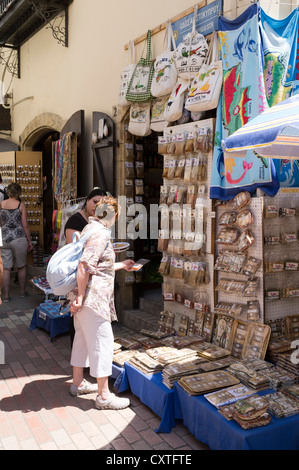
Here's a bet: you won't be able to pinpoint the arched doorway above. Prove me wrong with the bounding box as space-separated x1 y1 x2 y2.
19 113 64 253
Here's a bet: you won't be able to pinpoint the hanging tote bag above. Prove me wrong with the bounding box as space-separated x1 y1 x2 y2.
118 41 136 106
126 30 154 103
128 102 151 136
150 95 170 132
185 31 223 112
151 20 177 98
173 5 208 81
163 79 189 123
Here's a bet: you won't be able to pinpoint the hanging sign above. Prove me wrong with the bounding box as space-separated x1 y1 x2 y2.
172 0 223 45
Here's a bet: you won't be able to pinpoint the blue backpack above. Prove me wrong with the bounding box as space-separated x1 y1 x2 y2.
46 226 98 296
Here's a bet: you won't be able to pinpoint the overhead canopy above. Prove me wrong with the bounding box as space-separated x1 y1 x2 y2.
221 94 299 160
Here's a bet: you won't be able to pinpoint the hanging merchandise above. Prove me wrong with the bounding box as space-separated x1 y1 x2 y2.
259 7 299 188
126 30 154 103
185 31 223 112
118 41 136 106
128 102 151 136
209 3 279 200
54 132 77 203
173 5 208 81
150 95 170 132
151 20 177 98
164 79 188 123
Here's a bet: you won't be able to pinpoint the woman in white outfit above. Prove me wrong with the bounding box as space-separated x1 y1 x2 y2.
69 196 134 410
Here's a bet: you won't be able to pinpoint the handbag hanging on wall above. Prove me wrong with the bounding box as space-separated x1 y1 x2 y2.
118 41 136 107
185 31 223 112
150 95 170 132
173 5 208 81
126 30 154 103
163 79 189 123
151 20 177 98
128 102 151 136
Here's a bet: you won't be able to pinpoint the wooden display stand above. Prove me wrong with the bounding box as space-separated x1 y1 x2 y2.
0 150 43 264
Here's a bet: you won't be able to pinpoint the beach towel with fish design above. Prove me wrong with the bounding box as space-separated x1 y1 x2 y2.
210 3 279 200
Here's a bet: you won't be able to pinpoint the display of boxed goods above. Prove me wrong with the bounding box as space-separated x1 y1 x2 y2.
178 370 240 395
232 396 271 429
162 361 202 389
128 352 164 374
227 361 271 391
258 367 298 390
204 384 256 408
265 391 299 418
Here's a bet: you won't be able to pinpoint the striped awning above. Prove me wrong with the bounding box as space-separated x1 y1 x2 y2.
222 94 299 160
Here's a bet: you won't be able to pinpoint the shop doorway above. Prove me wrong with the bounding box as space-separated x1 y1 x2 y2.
32 131 59 253
131 131 164 309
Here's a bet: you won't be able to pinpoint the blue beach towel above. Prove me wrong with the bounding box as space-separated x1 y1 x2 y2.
259 6 299 188
210 4 279 200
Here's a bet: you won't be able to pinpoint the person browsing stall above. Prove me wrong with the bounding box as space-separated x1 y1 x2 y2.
64 187 108 347
0 183 32 301
69 196 134 410
64 187 108 244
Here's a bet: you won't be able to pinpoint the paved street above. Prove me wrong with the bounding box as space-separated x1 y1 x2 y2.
0 285 208 451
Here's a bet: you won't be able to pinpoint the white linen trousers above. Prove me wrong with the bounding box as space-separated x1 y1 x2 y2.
70 305 114 378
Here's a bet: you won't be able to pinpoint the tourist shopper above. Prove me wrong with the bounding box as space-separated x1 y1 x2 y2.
69 196 134 410
64 187 108 346
0 183 32 301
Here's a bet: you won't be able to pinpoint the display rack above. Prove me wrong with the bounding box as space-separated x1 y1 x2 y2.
263 190 299 321
0 151 43 250
215 196 265 323
161 118 216 331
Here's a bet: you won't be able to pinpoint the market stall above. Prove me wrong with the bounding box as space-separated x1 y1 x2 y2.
109 1 299 450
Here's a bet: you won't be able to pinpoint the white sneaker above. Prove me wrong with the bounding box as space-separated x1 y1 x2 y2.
95 393 130 410
70 379 98 396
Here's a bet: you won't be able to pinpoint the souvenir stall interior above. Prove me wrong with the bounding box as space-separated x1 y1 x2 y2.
30 1 299 450
109 2 299 450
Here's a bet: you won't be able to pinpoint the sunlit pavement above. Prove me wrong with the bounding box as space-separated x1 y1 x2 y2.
0 299 208 450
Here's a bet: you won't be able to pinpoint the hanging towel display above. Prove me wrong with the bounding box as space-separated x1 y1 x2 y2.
151 20 177 98
173 5 208 81
53 132 77 203
185 31 223 112
126 30 154 103
259 7 299 188
210 3 279 200
118 41 136 106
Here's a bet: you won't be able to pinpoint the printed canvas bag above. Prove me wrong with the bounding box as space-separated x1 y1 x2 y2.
151 21 177 97
163 79 188 123
150 95 170 132
128 102 151 136
173 6 208 81
126 30 154 103
185 31 223 112
118 41 136 107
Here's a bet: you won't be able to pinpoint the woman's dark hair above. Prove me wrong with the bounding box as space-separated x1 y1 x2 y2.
86 187 107 200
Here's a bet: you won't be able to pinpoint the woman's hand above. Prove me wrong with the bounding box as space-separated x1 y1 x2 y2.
120 259 135 271
27 239 33 252
70 295 83 315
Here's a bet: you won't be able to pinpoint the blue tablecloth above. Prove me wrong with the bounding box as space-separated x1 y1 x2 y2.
30 307 71 340
174 383 299 450
124 362 181 433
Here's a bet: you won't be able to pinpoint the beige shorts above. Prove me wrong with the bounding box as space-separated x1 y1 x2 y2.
70 305 114 378
2 237 28 269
